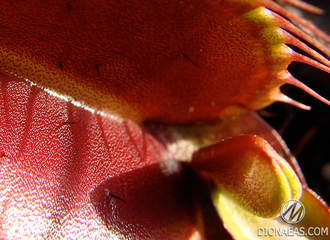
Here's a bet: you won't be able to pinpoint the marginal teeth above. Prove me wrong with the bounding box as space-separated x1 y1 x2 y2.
279 0 324 15
272 11 330 57
276 93 311 110
278 28 330 66
258 1 330 109
260 0 330 42
284 73 330 106
290 51 330 74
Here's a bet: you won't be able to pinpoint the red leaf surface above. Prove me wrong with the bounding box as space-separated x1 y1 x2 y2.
0 72 199 239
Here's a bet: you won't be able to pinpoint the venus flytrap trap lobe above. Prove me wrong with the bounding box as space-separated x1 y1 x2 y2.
1 0 330 124
1 0 330 239
191 135 302 219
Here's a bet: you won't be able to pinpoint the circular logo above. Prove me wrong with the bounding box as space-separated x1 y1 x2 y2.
281 200 305 224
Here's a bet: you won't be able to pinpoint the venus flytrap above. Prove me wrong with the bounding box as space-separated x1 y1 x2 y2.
1 0 330 239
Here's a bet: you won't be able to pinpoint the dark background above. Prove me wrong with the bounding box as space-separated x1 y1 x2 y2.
262 0 330 204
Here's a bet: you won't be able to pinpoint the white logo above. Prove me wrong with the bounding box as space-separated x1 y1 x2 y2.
281 200 305 224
